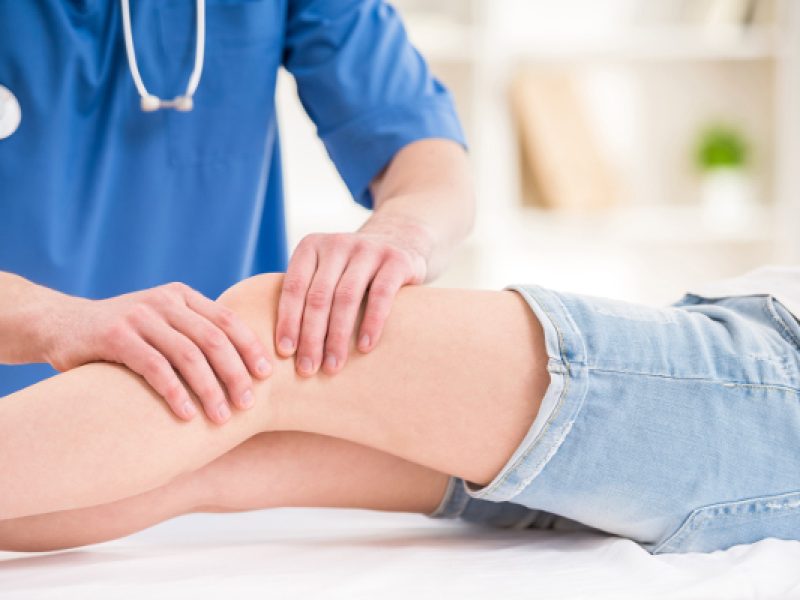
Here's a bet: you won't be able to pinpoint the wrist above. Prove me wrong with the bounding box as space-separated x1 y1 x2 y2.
359 211 436 266
30 289 87 367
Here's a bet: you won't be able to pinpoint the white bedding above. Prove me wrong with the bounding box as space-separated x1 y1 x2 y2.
2 508 799 599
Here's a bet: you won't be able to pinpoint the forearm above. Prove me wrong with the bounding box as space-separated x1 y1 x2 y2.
0 271 73 365
364 138 475 280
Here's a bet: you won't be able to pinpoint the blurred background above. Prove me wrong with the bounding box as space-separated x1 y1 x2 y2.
278 0 800 304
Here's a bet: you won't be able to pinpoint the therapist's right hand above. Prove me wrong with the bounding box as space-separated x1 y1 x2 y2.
44 282 272 425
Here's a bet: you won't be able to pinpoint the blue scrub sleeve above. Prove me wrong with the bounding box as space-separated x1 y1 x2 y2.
283 0 467 209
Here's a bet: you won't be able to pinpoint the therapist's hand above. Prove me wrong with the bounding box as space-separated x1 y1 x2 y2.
275 228 427 377
44 283 272 424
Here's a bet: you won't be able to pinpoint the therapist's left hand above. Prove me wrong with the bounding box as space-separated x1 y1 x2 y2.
275 228 428 376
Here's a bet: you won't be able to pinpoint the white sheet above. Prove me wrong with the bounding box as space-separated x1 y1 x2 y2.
2 509 799 599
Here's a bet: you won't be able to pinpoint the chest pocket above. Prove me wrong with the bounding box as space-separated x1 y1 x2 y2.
157 0 284 166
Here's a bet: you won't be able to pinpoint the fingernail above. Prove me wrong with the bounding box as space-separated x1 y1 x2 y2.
240 390 254 409
324 355 338 371
217 403 231 422
279 337 294 355
256 357 271 377
359 335 370 351
182 400 197 419
298 356 313 374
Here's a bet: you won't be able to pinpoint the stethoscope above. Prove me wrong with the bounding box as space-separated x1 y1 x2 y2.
0 0 207 140
121 0 207 112
0 84 21 140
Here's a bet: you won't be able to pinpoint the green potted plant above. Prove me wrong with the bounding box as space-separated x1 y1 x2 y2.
695 124 756 233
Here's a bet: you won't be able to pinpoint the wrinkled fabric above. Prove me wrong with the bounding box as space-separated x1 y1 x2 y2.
432 284 800 554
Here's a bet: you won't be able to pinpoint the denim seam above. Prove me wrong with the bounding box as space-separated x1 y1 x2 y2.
764 296 800 352
584 367 800 395
471 286 588 500
653 490 800 553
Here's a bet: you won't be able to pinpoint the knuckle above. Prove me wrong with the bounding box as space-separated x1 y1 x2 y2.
202 327 227 351
329 233 351 248
126 304 152 326
166 281 188 295
299 233 317 245
352 239 371 254
370 283 394 301
282 276 306 298
179 344 203 366
143 353 166 376
148 287 173 305
306 287 331 310
163 381 184 403
296 234 320 252
334 284 359 306
216 305 237 328
384 246 404 260
385 252 410 270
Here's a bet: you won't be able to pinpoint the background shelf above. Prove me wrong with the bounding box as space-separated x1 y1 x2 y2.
279 0 800 304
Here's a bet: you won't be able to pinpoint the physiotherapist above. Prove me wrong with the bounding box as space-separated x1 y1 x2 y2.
0 0 474 424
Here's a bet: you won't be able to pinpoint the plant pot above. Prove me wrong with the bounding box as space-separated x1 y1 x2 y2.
700 167 757 234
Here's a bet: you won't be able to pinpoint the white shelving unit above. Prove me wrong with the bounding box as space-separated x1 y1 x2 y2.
775 1 800 261
279 0 800 303
394 0 800 301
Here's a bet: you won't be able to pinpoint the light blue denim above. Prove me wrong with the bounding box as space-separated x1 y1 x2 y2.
430 284 800 554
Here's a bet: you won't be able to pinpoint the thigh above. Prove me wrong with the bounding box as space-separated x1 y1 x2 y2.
451 286 800 554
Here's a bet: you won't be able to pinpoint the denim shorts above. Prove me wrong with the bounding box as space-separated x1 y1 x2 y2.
430 284 800 554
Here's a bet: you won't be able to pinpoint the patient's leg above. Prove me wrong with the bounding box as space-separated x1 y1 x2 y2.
0 432 447 552
0 274 547 520
242 274 548 489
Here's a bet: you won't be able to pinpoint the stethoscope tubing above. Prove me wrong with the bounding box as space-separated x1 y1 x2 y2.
120 0 206 112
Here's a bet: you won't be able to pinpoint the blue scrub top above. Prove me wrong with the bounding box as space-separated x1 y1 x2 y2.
0 0 465 395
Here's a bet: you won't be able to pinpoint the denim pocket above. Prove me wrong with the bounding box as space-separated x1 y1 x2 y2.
653 490 800 554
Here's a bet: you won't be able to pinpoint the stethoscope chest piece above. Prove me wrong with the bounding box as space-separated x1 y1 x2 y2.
0 84 21 140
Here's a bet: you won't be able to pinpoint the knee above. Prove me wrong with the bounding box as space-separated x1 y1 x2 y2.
216 273 285 356
217 272 285 309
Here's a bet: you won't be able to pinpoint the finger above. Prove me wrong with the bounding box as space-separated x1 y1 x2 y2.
357 262 407 354
322 251 382 374
136 315 231 425
275 241 318 358
166 305 256 412
121 335 197 422
183 288 272 381
295 251 350 376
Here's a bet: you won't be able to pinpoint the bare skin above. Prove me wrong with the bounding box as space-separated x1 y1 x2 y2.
0 432 448 552
278 138 476 377
0 273 548 548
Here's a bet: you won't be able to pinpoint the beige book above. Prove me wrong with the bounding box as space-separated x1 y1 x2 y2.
510 69 620 212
